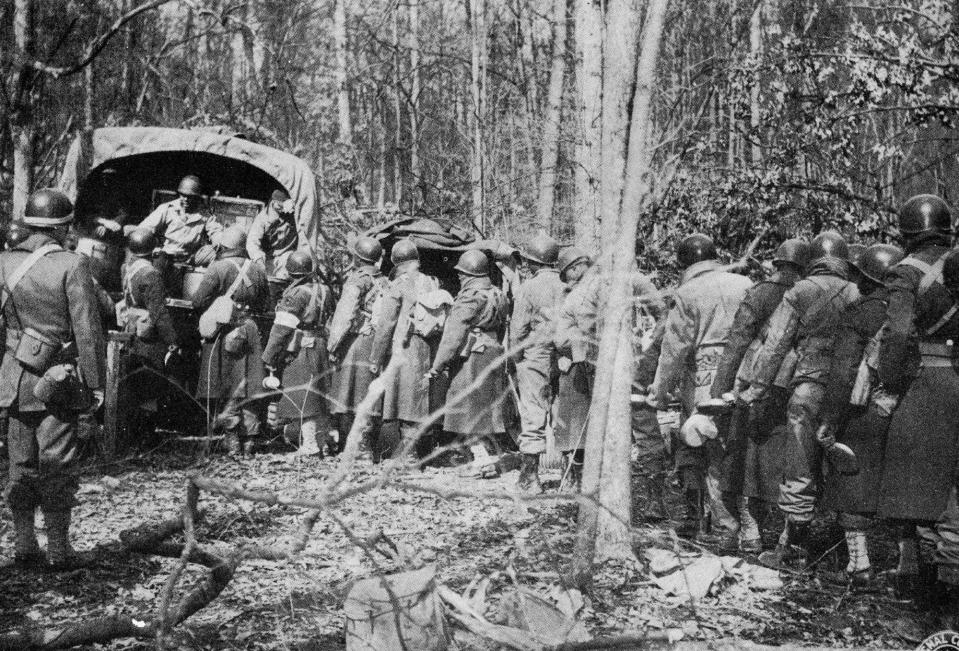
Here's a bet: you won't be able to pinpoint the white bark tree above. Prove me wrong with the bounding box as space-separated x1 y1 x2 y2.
535 0 570 233
574 0 603 249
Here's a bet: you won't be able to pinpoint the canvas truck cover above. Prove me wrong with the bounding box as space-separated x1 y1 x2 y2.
58 126 322 244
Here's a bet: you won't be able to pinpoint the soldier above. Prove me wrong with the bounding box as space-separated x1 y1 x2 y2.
875 195 959 629
426 250 509 478
709 238 811 553
327 237 388 457
739 231 859 569
553 246 594 490
370 239 447 464
816 243 903 589
262 251 334 456
134 174 222 268
2 189 105 569
510 233 565 492
248 189 301 307
118 228 178 443
645 234 752 541
192 226 270 456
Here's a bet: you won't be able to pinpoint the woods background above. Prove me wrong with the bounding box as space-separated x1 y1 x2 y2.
1 0 958 267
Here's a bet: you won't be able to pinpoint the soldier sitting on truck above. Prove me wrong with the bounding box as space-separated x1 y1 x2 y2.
130 175 222 265
247 189 300 308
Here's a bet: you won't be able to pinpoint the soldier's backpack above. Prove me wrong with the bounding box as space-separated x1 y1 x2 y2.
198 259 252 339
410 275 453 338
115 258 156 340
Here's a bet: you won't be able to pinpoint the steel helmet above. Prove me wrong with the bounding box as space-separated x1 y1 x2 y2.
454 249 489 277
809 231 849 262
5 221 30 249
855 243 904 285
390 238 419 265
773 238 811 268
353 236 383 264
127 228 157 256
558 246 590 274
23 189 73 227
286 251 314 277
677 233 717 268
177 175 204 197
521 233 560 265
218 227 247 254
899 194 952 236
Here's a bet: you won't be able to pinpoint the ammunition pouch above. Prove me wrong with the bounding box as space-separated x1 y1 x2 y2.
13 327 61 374
33 362 91 410
459 328 497 359
918 341 957 368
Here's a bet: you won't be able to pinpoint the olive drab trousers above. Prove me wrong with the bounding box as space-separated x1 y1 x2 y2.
5 406 80 512
516 359 557 455
779 382 826 522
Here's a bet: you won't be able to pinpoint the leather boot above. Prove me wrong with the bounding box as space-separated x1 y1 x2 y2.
44 509 79 571
12 509 44 567
516 453 543 493
759 520 810 571
676 490 704 539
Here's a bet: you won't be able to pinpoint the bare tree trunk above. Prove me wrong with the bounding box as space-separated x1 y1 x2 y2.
573 0 670 580
469 0 487 233
11 0 34 219
535 0 569 234
84 63 95 131
574 0 603 250
409 0 421 196
749 1 762 166
392 7 403 206
334 0 352 147
514 0 538 179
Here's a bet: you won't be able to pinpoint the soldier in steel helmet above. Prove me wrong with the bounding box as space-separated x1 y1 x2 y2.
2 189 105 570
645 233 752 543
133 174 223 269
426 249 509 479
739 231 859 569
192 226 270 456
327 236 389 458
709 238 811 553
262 251 334 456
370 238 447 466
552 246 595 491
510 233 565 492
248 188 301 308
875 195 959 630
812 243 904 591
117 228 178 444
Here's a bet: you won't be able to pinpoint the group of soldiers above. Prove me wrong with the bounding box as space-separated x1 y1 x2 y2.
4 178 959 633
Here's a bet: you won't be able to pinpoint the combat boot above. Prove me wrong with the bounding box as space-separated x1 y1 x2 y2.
12 509 45 568
222 431 242 456
758 520 810 571
559 451 583 492
44 509 80 571
516 453 543 493
295 423 323 457
676 489 704 539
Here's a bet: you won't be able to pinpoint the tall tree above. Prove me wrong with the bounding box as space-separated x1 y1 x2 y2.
574 0 603 249
334 0 353 147
469 0 487 233
409 0 421 195
535 0 570 233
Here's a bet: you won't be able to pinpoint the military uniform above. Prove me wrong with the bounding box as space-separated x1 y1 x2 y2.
711 273 797 505
2 233 105 519
510 267 565 455
649 260 752 532
430 276 508 436
192 255 270 452
139 199 223 258
371 266 444 438
247 204 299 307
743 258 859 524
328 264 388 421
553 268 599 452
263 275 334 448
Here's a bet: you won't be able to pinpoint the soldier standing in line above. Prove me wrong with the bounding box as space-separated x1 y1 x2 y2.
247 189 301 308
192 227 270 456
118 228 178 443
327 237 388 458
510 234 565 493
709 239 811 553
875 195 959 632
815 243 903 590
739 231 859 569
3 189 105 569
553 246 594 491
426 250 509 479
370 239 446 465
262 251 334 457
645 234 752 541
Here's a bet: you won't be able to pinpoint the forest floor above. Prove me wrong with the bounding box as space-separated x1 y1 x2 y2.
0 438 926 650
